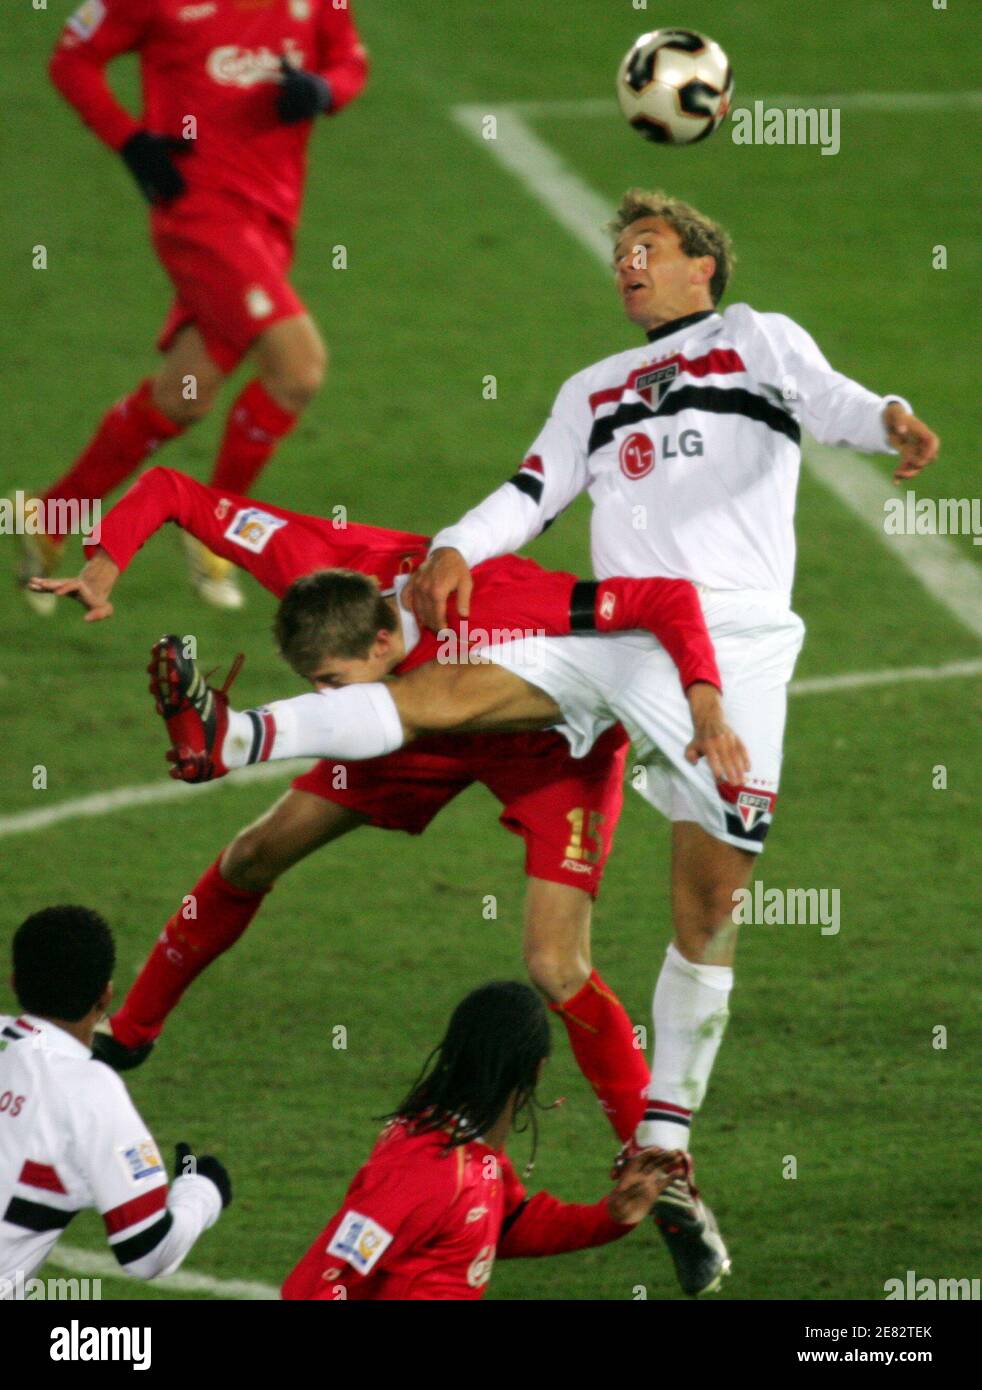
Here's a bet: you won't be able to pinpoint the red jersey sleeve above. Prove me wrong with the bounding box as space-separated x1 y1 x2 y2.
84 466 428 598
281 1134 454 1301
590 576 722 692
316 0 369 114
49 0 152 151
453 556 721 692
496 1154 631 1259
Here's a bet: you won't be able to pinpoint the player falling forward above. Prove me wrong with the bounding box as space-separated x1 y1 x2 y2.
283 981 688 1301
34 466 743 1290
143 189 940 1294
20 0 367 612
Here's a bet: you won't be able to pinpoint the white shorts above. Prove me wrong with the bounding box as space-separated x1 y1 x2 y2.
483 590 806 854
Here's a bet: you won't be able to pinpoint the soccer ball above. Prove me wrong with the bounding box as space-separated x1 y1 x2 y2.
616 29 733 145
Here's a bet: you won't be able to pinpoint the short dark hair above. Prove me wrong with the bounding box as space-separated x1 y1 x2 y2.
274 569 397 679
389 981 552 1152
12 906 115 1021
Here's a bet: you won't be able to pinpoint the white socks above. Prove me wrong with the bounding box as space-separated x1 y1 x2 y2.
222 683 405 769
636 942 733 1152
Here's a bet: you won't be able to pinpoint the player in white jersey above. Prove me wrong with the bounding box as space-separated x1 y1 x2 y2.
0 906 230 1297
402 188 939 1292
135 189 938 1295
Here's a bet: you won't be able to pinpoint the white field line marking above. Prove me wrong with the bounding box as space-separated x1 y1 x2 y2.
48 1243 278 1300
1 663 979 841
450 104 982 643
805 445 982 641
499 93 982 119
0 758 310 838
790 658 982 695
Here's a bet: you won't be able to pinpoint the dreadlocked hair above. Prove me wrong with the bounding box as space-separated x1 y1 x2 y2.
387 981 552 1162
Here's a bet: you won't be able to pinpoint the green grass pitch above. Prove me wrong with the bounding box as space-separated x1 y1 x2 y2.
1 0 979 1299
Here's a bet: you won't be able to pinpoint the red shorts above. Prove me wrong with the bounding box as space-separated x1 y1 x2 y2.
291 726 629 898
152 190 305 372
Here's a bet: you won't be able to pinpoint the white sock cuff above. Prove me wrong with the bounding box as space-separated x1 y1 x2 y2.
665 942 733 993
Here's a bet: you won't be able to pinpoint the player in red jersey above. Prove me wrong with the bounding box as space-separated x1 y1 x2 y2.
32 465 733 1154
21 0 367 612
282 981 689 1300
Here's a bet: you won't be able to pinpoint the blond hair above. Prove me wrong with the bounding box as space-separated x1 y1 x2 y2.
609 189 735 305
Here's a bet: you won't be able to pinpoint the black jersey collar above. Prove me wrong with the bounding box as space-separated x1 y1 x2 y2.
645 310 717 344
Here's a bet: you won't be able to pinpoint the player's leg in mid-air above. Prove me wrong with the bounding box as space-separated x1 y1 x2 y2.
99 789 365 1066
103 722 648 1149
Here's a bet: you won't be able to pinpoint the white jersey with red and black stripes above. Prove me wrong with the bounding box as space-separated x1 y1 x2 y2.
433 304 910 599
0 1014 219 1297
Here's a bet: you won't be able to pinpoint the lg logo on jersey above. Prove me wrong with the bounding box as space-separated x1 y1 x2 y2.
618 430 704 479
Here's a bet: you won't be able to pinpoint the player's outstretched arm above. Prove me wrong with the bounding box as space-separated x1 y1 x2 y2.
29 548 120 622
499 1149 687 1260
30 465 356 618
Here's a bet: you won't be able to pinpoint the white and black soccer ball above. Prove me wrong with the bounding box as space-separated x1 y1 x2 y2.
616 29 733 145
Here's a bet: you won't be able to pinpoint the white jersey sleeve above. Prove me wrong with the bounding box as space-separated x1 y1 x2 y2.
735 306 911 453
73 1066 221 1280
431 375 592 566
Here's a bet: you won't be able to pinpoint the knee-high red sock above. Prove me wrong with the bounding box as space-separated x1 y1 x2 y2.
209 380 297 495
550 970 649 1142
111 859 268 1048
42 379 183 536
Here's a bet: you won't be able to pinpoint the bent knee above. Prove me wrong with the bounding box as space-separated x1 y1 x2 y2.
152 377 220 426
220 828 281 892
524 947 590 1005
263 350 327 413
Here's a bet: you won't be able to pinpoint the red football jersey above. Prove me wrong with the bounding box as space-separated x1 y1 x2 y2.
87 466 722 690
50 0 368 225
281 1119 629 1301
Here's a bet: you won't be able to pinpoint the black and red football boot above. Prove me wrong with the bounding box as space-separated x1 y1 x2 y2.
611 1141 731 1296
148 635 244 784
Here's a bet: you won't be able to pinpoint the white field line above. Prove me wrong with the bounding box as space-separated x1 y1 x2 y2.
0 758 309 838
790 658 982 696
500 93 982 119
47 1243 278 1300
0 662 980 841
450 104 982 643
805 444 982 641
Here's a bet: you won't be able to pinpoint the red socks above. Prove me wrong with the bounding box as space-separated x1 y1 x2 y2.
42 379 183 535
550 970 649 1142
209 380 298 496
111 859 267 1048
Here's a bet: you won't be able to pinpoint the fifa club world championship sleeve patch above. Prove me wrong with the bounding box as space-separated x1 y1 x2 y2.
326 1209 394 1275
